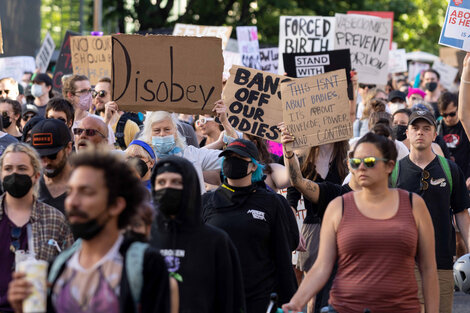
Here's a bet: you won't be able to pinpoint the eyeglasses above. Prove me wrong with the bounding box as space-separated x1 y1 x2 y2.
441 111 457 118
22 113 36 122
41 152 58 160
195 117 215 127
92 90 107 98
359 84 376 89
73 89 92 96
10 226 21 253
73 127 106 138
0 90 10 96
349 156 388 169
420 170 430 191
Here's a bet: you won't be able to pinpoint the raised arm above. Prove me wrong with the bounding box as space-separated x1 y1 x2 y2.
213 99 239 139
458 53 470 136
279 123 321 203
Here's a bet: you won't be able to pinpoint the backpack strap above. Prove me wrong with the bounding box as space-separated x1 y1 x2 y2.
391 162 400 188
47 239 82 293
125 241 149 313
437 155 453 194
115 115 128 150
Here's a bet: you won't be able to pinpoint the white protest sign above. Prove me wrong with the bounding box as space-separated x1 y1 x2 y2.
278 16 335 75
236 26 261 70
0 56 35 82
173 23 232 49
432 60 459 91
408 62 430 84
439 0 470 51
388 49 407 73
259 47 279 73
223 50 242 79
334 13 391 85
35 32 56 72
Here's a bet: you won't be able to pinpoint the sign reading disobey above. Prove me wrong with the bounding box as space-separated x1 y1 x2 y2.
223 65 292 142
281 69 351 149
71 36 112 85
112 34 223 114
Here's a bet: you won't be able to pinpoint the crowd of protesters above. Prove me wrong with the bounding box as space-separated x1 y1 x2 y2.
0 45 470 313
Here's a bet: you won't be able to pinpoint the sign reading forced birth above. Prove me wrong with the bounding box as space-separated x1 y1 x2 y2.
112 34 223 114
223 65 292 142
281 69 352 149
71 36 112 85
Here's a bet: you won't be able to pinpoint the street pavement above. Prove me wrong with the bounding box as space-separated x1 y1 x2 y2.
453 291 470 312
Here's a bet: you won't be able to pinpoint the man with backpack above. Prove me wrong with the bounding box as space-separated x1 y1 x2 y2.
8 149 171 313
391 110 470 313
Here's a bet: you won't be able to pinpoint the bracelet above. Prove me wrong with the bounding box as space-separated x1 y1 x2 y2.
461 78 470 84
284 152 295 159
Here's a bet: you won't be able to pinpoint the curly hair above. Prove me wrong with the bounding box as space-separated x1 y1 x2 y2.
69 148 147 229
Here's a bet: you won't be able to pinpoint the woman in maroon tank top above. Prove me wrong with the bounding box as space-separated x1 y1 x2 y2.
282 132 439 313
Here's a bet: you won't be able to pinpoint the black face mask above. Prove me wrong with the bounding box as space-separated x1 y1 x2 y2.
129 157 149 178
69 211 109 240
392 124 408 141
3 173 33 198
2 115 11 129
223 157 251 179
425 82 438 92
153 188 182 217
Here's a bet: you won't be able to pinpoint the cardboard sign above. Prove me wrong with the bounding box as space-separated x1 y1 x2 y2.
278 16 336 74
388 48 407 73
173 23 232 49
432 60 459 91
408 61 430 83
112 34 223 114
440 46 466 74
71 35 112 85
282 49 353 100
35 32 55 72
347 11 394 49
334 13 391 85
52 31 79 91
236 26 261 69
439 0 470 51
281 69 351 149
259 47 279 73
223 65 292 142
0 18 3 54
0 56 36 82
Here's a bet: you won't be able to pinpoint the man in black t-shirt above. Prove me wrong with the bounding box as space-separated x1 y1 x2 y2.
395 110 470 313
437 92 470 180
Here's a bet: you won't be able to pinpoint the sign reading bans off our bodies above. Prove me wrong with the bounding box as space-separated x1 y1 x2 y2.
71 36 112 85
281 69 352 149
223 65 292 142
112 34 223 114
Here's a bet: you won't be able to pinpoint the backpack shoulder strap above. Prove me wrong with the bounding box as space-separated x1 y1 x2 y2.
48 239 82 291
115 115 128 150
391 161 400 188
437 155 453 194
125 241 149 313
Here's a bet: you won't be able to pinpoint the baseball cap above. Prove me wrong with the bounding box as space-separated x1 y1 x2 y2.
388 90 406 102
22 104 38 117
408 110 437 129
30 119 72 156
219 139 259 161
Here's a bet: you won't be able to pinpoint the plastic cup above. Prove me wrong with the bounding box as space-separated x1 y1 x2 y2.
17 259 48 313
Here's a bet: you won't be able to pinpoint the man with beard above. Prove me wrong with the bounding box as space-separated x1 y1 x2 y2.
74 116 109 150
31 119 73 214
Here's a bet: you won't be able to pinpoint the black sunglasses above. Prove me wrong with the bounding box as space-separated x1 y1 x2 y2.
41 152 59 160
349 156 388 170
22 113 36 121
441 111 457 118
0 90 10 96
92 90 107 98
359 83 376 89
73 128 106 138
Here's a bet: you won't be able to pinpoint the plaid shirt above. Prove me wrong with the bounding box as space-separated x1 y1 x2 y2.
0 194 74 262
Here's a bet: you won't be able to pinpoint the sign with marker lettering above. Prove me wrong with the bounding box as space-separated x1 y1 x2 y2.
0 56 35 83
236 26 261 69
53 30 79 91
388 48 407 73
439 0 470 51
283 49 353 100
347 11 394 49
0 18 3 54
334 13 391 85
223 65 292 142
259 47 279 73
71 35 112 85
35 32 55 72
112 34 223 114
173 23 232 49
281 69 351 149
278 16 335 75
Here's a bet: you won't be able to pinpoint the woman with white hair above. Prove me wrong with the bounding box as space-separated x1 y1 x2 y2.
139 107 231 193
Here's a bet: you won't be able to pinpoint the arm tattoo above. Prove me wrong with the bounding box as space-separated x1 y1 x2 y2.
289 162 299 183
305 181 317 193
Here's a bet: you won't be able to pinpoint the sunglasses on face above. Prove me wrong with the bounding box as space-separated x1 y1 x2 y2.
441 111 457 118
22 113 36 122
195 117 215 127
349 156 388 169
92 90 107 98
73 127 106 138
0 90 10 96
41 151 59 160
359 84 376 89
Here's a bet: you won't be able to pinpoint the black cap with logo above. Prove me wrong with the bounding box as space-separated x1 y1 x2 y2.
408 110 437 129
30 119 72 156
219 139 259 161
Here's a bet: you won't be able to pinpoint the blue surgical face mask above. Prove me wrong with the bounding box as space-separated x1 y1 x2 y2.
152 135 176 155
